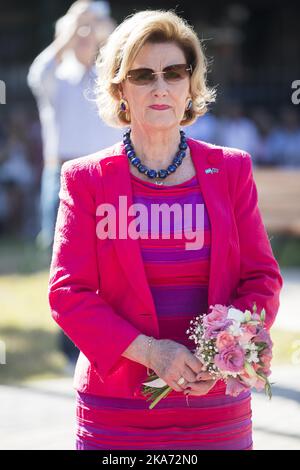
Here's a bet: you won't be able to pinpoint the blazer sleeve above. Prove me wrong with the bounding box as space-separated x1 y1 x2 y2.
229 152 283 330
48 162 142 382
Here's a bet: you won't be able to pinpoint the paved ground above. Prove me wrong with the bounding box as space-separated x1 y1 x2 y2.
0 267 299 450
0 379 76 450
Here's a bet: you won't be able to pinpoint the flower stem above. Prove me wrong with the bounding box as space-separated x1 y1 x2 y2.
149 386 173 409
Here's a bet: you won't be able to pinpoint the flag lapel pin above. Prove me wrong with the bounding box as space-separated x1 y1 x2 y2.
205 167 219 174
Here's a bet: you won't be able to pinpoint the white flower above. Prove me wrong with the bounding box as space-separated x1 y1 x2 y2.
227 307 245 324
142 377 167 388
228 323 242 337
221 371 240 378
240 342 250 351
247 350 259 363
240 340 256 350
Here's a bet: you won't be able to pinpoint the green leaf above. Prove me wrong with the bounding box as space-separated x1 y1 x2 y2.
260 308 266 322
244 361 258 377
256 371 267 380
244 310 252 322
256 342 268 352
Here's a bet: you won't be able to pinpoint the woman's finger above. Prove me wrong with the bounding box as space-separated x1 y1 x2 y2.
184 379 217 396
195 370 212 381
170 379 186 392
180 366 199 384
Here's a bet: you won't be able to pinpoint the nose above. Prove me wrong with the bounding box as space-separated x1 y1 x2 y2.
152 74 168 97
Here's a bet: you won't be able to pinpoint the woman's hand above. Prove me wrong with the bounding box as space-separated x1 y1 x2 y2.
148 338 212 392
183 378 218 396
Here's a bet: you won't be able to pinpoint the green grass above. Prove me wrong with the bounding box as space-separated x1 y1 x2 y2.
0 270 68 384
0 236 299 385
270 234 300 267
0 235 51 275
0 236 69 384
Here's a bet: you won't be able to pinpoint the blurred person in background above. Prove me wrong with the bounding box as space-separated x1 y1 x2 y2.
27 0 122 370
216 101 260 162
263 107 300 167
185 111 219 143
27 0 122 253
0 108 37 239
250 107 277 166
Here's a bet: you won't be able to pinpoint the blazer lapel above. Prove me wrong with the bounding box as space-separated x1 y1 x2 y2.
100 145 160 332
100 138 232 331
187 138 232 307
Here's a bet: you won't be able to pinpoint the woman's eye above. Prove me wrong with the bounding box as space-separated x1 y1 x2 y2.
137 70 152 80
165 71 181 80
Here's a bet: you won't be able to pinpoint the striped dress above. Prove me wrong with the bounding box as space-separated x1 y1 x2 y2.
75 172 253 450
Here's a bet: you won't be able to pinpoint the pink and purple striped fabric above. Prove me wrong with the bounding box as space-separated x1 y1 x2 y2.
76 173 253 450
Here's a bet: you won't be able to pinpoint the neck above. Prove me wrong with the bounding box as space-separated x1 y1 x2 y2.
129 126 183 169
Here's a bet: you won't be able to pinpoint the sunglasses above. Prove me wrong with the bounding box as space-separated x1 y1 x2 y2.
126 63 193 86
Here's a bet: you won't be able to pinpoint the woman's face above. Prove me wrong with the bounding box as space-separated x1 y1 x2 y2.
120 42 191 132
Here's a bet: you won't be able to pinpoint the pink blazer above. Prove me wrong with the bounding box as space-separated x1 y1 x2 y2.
48 138 283 398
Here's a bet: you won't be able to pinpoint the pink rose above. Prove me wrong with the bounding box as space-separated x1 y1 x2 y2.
226 377 249 397
243 323 257 336
254 328 273 349
216 331 236 351
239 323 258 345
260 353 272 366
261 367 272 377
209 304 229 316
259 353 272 377
214 345 245 373
253 376 266 391
240 373 266 391
239 328 256 346
203 305 232 340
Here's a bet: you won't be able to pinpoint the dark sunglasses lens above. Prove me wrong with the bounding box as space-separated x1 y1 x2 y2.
164 65 190 81
127 65 191 85
128 69 154 85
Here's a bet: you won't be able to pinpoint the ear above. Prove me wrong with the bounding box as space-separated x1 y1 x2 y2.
117 83 124 99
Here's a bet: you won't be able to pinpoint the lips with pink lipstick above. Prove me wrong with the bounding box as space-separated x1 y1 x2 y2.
149 104 171 110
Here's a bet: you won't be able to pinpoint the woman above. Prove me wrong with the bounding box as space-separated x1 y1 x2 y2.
48 10 283 450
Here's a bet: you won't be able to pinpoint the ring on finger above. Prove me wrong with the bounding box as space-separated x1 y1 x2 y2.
177 376 185 386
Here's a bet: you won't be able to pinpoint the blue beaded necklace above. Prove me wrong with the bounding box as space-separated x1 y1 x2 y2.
123 128 188 185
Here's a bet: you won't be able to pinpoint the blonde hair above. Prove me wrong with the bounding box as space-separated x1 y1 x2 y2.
95 9 216 127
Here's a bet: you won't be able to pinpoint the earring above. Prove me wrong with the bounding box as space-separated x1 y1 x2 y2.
186 98 193 111
120 98 131 122
120 98 129 112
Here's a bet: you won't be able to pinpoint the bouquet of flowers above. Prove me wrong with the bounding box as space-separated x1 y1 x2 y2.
141 302 273 409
